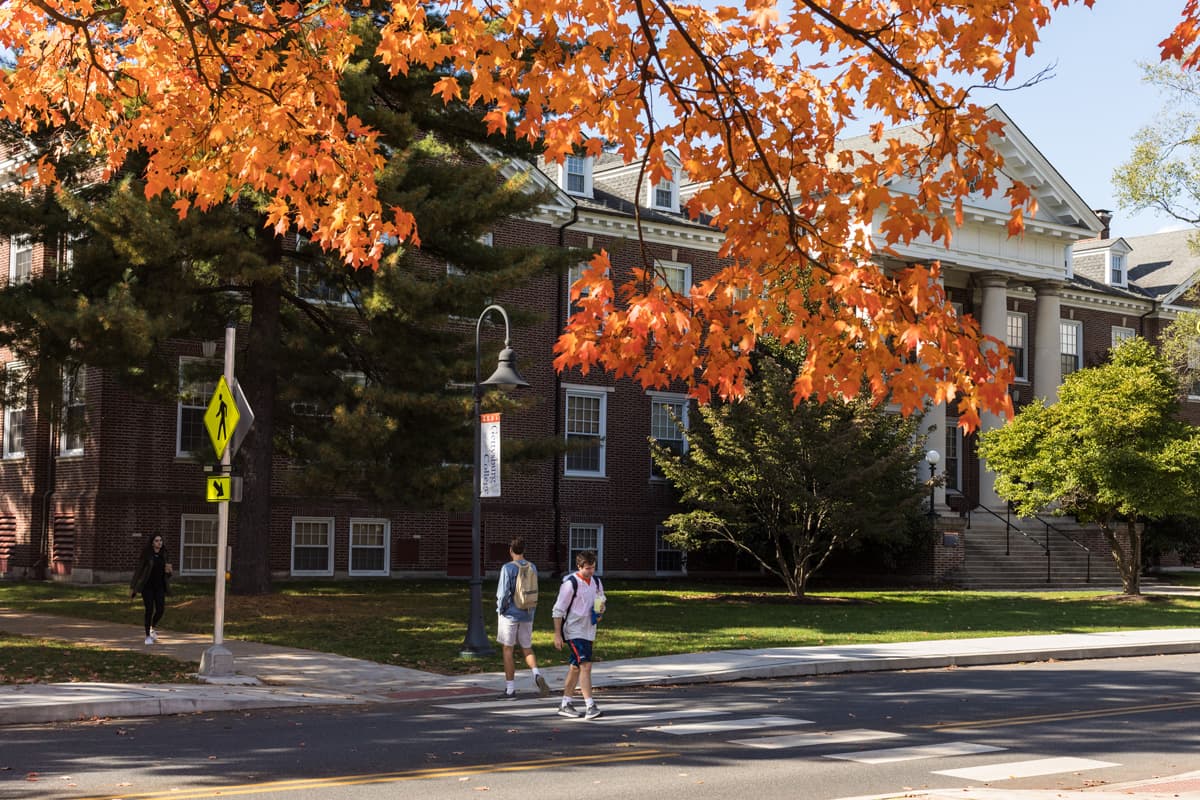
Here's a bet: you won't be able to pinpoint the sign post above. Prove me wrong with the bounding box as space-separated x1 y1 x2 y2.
199 323 238 679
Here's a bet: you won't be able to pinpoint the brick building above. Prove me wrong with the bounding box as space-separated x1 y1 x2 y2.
1 104 1197 585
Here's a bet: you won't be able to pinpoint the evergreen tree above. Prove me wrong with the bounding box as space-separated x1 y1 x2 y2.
651 342 927 597
0 16 582 593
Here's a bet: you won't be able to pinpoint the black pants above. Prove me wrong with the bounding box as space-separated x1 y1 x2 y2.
142 588 166 635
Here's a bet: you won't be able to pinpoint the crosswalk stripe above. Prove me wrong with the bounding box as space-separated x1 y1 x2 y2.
932 756 1120 782
488 703 660 717
730 729 905 750
594 709 732 724
825 741 1006 764
639 715 814 735
434 695 644 711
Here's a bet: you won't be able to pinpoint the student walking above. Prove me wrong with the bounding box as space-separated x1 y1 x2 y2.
551 550 605 720
130 534 172 645
495 537 550 699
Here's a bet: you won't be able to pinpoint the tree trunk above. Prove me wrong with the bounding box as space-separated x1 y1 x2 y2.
1102 520 1141 596
231 277 281 595
1124 518 1142 596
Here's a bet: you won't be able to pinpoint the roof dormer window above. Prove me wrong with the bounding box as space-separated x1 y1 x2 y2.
562 155 592 197
1108 251 1127 287
651 175 678 212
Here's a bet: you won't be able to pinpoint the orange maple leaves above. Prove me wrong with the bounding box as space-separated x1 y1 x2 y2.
1 0 1196 427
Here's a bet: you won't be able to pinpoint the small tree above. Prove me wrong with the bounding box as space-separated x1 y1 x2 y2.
652 346 926 597
979 338 1200 595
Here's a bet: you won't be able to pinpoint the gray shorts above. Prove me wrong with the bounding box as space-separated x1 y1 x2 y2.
497 616 533 648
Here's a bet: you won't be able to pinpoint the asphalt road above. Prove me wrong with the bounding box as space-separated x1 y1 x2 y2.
3 653 1199 800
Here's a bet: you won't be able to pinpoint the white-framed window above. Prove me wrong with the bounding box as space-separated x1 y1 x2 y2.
562 155 593 197
294 262 359 305
567 262 588 319
564 385 609 477
9 236 32 285
1111 326 1136 348
3 363 27 459
1189 341 1200 400
649 392 688 480
57 232 82 274
349 518 390 576
652 177 677 211
1060 320 1083 377
60 366 86 456
180 515 218 575
1108 252 1127 287
177 357 219 457
292 517 334 576
568 523 604 574
655 260 691 294
944 425 963 494
655 525 686 575
1006 311 1028 381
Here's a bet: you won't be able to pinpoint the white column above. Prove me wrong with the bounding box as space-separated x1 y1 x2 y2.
919 270 949 512
919 399 947 510
977 273 1009 510
1033 281 1063 404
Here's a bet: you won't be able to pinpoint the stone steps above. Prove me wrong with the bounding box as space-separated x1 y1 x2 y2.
954 516 1124 589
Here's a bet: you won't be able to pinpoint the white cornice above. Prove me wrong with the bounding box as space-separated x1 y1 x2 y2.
1057 288 1152 314
566 212 724 249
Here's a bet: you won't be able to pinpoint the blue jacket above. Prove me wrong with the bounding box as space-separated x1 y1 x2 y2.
496 559 535 622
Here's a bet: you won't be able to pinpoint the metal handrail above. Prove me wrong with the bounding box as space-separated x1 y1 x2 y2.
1035 514 1092 583
940 493 1093 583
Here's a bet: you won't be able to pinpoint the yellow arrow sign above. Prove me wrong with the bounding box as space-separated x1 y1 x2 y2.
204 375 240 460
206 475 231 502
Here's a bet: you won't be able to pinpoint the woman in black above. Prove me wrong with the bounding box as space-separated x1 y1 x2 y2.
130 535 172 645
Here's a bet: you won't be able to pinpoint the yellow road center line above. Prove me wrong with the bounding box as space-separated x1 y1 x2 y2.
74 749 678 800
927 698 1200 730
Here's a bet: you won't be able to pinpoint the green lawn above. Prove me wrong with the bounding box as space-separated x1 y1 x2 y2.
2 578 1199 681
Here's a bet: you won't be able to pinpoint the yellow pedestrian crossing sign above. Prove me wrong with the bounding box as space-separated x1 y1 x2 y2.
204 376 240 460
206 476 231 502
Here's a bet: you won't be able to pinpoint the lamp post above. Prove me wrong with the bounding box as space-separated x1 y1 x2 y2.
461 304 529 658
925 449 941 519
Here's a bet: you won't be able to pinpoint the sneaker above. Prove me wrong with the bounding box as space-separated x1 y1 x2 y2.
499 691 518 701
149 629 158 642
557 702 583 718
584 703 603 720
144 636 154 645
535 674 550 697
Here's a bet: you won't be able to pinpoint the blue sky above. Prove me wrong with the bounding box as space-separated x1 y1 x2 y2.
993 0 1189 238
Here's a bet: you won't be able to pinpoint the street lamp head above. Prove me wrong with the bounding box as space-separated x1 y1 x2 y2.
925 449 941 467
482 346 530 391
201 340 218 359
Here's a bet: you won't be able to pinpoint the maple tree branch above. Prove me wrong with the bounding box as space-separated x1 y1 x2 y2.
796 0 957 113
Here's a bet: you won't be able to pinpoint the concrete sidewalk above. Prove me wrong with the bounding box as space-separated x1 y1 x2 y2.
3 608 1200 797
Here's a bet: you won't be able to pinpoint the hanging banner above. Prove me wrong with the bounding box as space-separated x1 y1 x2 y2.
480 413 502 498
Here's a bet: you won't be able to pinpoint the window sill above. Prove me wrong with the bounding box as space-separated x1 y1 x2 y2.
563 473 608 481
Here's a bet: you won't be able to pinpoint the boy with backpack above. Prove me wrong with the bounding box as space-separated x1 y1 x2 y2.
495 537 550 700
551 549 606 720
